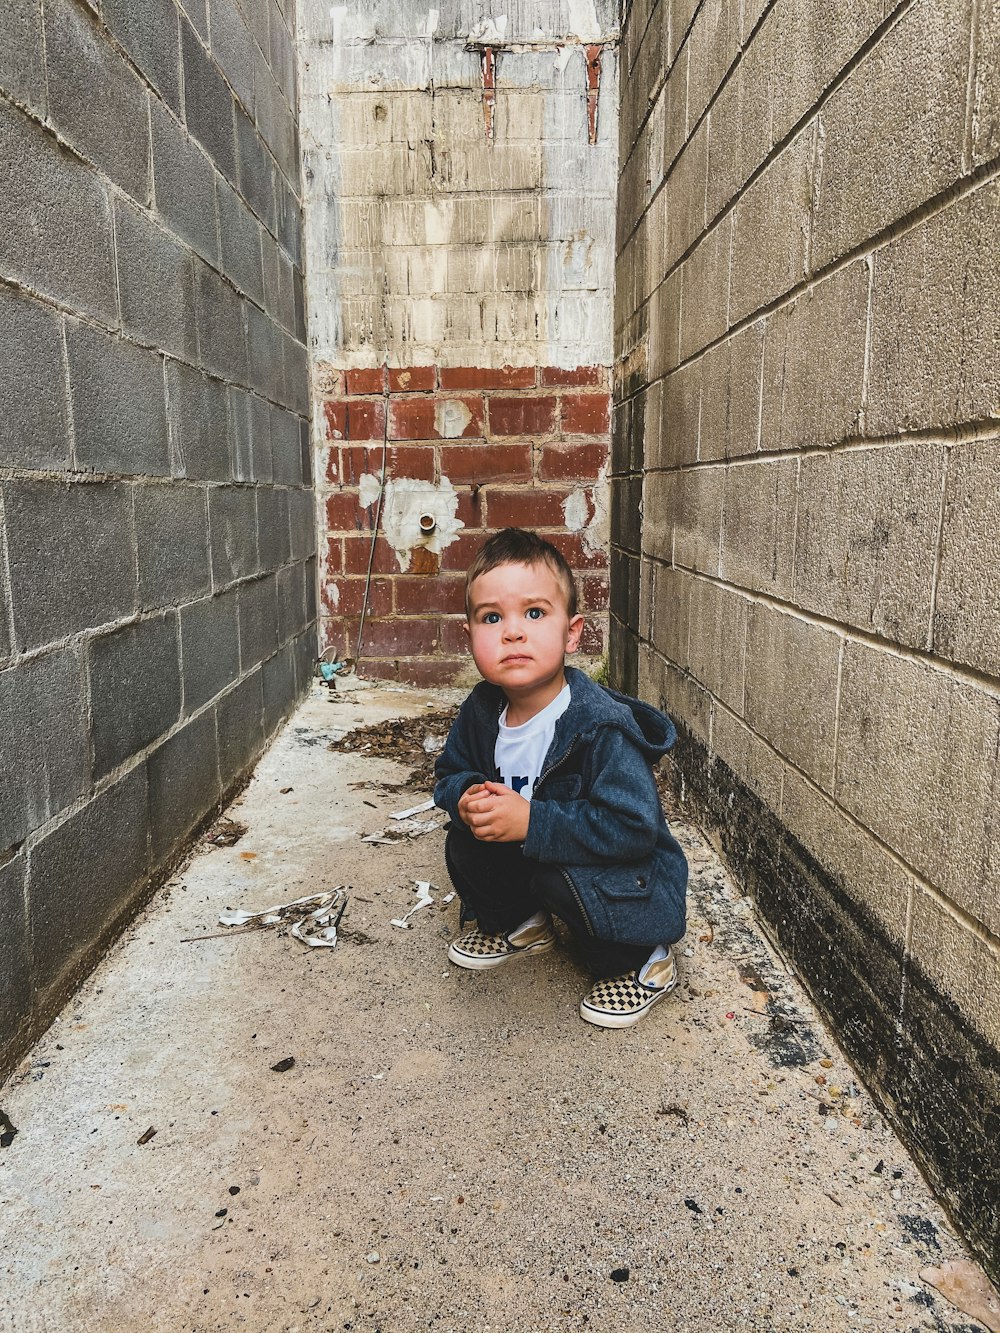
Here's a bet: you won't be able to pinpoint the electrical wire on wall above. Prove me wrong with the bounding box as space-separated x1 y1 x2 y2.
353 366 389 668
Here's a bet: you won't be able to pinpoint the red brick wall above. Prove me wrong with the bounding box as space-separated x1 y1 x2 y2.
316 364 611 685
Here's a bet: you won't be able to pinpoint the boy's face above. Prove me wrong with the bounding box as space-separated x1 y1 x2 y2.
464 560 584 707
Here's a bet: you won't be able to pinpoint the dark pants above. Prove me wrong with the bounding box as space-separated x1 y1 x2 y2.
445 826 652 979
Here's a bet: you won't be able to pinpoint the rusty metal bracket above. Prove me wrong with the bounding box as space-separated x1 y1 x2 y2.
481 46 496 142
586 45 602 145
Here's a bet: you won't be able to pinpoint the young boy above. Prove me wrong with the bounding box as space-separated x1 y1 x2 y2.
433 528 688 1028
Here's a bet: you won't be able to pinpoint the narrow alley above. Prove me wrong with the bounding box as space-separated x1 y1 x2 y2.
0 681 987 1333
2 0 999 1326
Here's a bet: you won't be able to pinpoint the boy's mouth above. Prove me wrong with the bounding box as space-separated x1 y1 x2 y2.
501 653 532 664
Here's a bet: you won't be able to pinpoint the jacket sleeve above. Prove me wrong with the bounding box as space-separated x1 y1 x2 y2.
522 727 661 867
433 700 491 823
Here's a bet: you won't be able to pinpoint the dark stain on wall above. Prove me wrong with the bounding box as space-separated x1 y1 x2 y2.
668 720 1000 1287
608 352 646 697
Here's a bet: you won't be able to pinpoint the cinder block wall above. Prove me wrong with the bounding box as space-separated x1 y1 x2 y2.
0 0 314 1076
298 1 618 683
614 0 1000 1277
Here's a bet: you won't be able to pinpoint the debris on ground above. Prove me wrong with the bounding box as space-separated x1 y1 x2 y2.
390 881 437 929
361 809 445 844
920 1259 1000 1332
204 817 248 848
270 1058 295 1074
361 796 444 844
216 888 348 948
390 798 437 820
136 1127 157 1146
0 1110 17 1148
328 710 457 784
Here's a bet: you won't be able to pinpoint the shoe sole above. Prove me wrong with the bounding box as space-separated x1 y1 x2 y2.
447 935 555 971
579 975 678 1029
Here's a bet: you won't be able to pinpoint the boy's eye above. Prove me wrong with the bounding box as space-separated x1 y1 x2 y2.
526 607 544 620
483 612 501 624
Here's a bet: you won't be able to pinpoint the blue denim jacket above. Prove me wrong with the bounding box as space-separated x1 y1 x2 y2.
434 666 688 946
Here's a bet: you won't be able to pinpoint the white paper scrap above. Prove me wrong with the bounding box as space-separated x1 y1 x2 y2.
390 880 436 929
406 818 444 837
390 798 437 820
219 890 334 927
218 888 347 949
362 814 443 843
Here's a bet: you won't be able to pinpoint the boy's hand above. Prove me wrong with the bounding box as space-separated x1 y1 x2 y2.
461 781 530 843
457 783 487 828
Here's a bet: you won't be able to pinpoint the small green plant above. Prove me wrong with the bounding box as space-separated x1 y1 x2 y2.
589 652 610 686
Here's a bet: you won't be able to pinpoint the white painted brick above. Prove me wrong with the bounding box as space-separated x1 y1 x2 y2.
426 44 482 88
429 89 493 146
492 90 549 143
435 142 543 192
324 41 434 92
544 235 612 293
445 245 541 294
337 144 433 199
301 1 617 369
329 92 434 147
547 191 614 235
384 295 447 351
544 143 616 188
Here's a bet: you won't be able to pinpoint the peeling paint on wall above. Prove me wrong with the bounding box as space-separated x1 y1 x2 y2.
358 472 383 509
565 0 601 41
582 463 609 556
559 471 608 553
562 487 589 532
361 474 465 571
434 399 473 438
468 15 510 44
329 5 347 42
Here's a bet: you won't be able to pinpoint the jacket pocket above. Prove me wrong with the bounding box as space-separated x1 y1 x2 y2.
592 864 655 900
541 775 582 801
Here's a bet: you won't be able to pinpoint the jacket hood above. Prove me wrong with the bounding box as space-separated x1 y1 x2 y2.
562 667 676 758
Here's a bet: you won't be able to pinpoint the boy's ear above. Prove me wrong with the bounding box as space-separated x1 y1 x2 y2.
462 621 470 639
565 614 585 654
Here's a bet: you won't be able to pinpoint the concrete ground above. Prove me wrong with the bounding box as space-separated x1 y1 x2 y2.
0 682 992 1333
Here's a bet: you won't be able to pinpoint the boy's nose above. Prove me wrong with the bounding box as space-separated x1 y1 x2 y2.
503 622 525 640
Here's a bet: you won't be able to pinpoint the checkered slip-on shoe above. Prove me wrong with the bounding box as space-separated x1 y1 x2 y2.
579 947 678 1029
447 917 556 970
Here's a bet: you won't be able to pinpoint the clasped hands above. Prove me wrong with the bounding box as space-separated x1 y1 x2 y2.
458 781 530 842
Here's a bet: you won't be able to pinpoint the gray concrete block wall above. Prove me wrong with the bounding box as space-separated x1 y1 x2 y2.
614 0 1000 1279
0 0 314 1077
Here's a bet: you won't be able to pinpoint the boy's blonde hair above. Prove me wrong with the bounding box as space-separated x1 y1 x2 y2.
464 528 579 618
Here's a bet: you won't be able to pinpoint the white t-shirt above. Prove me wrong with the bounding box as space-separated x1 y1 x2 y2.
494 685 571 802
